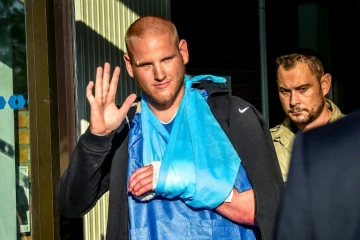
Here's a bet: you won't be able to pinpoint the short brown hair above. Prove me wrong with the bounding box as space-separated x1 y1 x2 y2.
125 15 179 57
275 49 324 80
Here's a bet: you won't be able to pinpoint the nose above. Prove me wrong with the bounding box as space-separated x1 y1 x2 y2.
153 63 166 81
290 92 300 107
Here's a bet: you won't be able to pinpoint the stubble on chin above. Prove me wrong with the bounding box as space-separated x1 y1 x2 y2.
290 114 310 125
288 99 326 126
137 80 184 107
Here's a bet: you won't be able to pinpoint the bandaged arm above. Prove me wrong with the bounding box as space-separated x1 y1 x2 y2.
134 161 255 226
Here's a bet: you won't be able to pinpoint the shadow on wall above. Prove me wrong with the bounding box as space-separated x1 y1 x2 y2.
61 20 129 240
74 19 146 141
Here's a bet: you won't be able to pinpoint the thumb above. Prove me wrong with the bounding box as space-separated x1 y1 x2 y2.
118 93 137 117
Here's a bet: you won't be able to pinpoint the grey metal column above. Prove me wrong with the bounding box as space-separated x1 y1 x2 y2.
259 0 269 122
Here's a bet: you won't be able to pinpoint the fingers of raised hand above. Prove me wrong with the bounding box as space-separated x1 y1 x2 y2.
117 93 137 118
86 81 95 103
94 63 119 105
101 63 111 104
95 65 104 102
107 66 120 103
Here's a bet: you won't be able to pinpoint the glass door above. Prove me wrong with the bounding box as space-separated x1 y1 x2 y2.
0 0 31 239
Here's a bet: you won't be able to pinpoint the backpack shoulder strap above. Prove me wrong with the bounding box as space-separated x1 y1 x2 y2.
125 101 138 129
116 97 140 133
192 80 231 96
193 81 232 128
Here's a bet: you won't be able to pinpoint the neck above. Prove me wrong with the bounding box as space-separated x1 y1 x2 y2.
297 107 332 132
147 87 185 123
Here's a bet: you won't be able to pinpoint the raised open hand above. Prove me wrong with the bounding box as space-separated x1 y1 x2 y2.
86 62 137 135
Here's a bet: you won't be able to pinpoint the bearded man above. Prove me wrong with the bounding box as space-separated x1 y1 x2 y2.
270 49 345 182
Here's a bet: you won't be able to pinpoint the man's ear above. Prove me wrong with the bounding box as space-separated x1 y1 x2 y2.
123 53 134 78
321 73 332 96
179 39 189 65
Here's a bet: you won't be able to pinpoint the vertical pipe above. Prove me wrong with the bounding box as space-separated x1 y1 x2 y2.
258 0 269 122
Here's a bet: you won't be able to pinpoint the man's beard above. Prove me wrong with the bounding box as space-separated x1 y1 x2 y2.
289 98 326 125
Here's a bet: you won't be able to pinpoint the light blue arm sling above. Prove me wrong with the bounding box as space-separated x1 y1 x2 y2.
141 75 241 208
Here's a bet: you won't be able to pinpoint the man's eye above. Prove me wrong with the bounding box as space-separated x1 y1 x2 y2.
140 63 151 68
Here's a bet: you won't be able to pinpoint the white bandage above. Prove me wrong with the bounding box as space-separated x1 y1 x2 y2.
133 161 161 202
224 189 234 203
150 161 161 190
